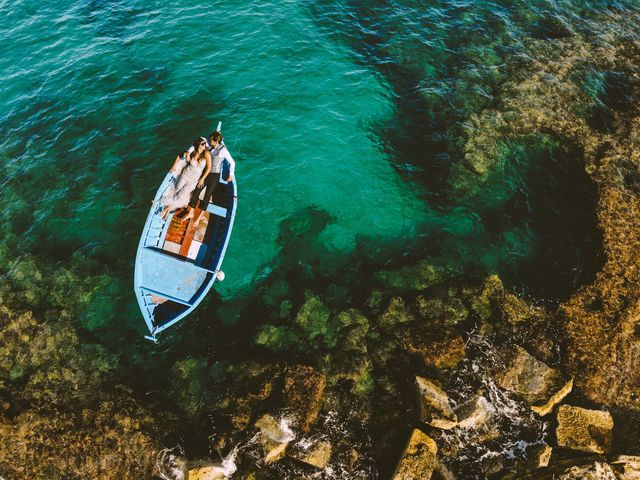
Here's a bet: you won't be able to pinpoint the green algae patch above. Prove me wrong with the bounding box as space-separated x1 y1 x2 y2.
376 260 443 292
295 293 341 349
379 297 415 329
337 309 370 354
170 357 211 418
416 292 468 327
255 324 302 353
471 275 505 321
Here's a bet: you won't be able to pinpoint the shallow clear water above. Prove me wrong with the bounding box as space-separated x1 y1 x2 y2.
1 0 611 334
1 0 434 318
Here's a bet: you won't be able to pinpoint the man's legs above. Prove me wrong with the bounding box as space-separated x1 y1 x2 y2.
185 184 204 210
199 172 221 210
183 172 220 223
181 178 207 221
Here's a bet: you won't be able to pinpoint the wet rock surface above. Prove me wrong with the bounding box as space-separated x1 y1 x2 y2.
416 376 457 429
556 405 614 454
283 365 326 433
392 429 438 480
291 440 332 469
495 346 572 416
187 466 227 480
255 414 294 464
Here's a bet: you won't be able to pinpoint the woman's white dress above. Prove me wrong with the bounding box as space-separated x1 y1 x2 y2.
160 155 206 211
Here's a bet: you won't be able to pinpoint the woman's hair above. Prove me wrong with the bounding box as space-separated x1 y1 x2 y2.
190 138 207 161
209 131 223 143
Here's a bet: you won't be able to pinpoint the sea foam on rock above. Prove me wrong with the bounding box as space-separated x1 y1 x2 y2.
291 440 332 469
416 376 458 430
255 414 295 464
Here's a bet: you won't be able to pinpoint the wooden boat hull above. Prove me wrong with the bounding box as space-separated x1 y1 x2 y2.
134 161 237 342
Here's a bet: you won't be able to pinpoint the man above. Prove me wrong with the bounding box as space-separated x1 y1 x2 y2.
182 130 235 222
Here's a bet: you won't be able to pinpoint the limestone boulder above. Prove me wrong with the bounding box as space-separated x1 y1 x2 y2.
556 405 613 454
283 365 326 433
454 396 500 444
292 440 332 470
535 444 552 468
556 461 618 480
532 379 573 417
255 414 295 464
455 396 493 429
612 455 640 480
392 429 437 480
495 346 572 415
404 335 466 370
187 466 227 480
415 376 457 430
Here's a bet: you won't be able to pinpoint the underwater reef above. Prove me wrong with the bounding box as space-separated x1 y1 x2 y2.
5 2 640 480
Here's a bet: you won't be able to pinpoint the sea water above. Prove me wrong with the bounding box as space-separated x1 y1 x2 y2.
1 0 608 333
1 0 629 475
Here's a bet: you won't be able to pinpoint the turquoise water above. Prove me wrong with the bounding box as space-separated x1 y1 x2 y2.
1 0 607 333
1 0 432 315
2 0 635 476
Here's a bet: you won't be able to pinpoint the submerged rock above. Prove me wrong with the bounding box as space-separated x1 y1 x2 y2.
255 414 295 464
292 440 332 469
380 297 415 329
404 335 466 370
376 260 442 291
392 429 438 480
283 365 326 433
295 293 337 348
0 307 164 480
495 346 571 415
415 376 457 430
336 309 370 354
501 293 535 325
556 405 613 454
416 294 469 326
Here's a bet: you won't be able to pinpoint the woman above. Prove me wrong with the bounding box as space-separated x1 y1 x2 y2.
159 138 211 220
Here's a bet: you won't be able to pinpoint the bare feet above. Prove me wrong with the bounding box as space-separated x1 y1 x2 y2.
181 208 195 222
160 207 170 220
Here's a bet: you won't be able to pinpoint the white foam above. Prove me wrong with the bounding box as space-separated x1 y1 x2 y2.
156 447 187 480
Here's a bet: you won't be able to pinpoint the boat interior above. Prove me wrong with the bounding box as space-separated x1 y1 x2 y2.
137 171 235 331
